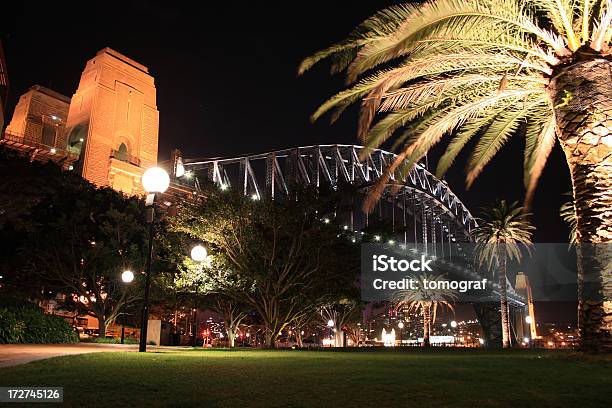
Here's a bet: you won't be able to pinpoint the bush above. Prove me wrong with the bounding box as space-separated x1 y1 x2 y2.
82 337 138 344
0 305 79 344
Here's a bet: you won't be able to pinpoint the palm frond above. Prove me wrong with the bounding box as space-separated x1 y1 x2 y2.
298 3 415 75
466 96 549 188
524 112 557 207
591 0 612 50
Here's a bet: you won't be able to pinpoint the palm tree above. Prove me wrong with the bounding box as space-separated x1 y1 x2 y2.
301 0 611 352
394 273 457 347
472 200 534 348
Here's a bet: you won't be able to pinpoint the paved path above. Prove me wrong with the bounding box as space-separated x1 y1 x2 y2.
0 343 140 368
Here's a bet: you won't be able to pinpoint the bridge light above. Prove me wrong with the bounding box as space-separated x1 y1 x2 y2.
251 194 259 201
388 240 395 245
374 235 381 241
343 225 348 230
323 218 330 224
351 238 356 243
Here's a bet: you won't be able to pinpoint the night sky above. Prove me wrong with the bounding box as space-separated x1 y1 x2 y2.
1 0 572 242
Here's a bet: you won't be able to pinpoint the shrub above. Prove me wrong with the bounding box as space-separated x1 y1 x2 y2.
0 304 79 344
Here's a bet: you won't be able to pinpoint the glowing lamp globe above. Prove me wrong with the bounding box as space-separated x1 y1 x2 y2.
450 320 458 328
525 315 532 324
142 167 170 194
191 245 208 262
121 270 135 283
398 322 405 329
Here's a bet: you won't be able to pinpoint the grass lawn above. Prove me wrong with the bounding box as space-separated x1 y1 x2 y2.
0 349 610 407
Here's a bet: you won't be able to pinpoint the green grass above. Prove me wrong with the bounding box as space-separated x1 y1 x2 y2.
0 349 610 407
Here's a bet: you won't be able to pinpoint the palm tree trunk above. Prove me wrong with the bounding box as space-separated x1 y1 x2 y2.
550 58 612 353
423 304 431 347
498 246 511 348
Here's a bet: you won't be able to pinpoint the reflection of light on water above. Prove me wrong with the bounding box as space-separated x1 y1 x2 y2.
382 328 396 347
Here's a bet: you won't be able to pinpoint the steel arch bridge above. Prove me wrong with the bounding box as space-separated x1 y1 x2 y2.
171 144 525 308
179 144 476 240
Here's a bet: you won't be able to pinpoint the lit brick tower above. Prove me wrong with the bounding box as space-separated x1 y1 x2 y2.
65 48 159 195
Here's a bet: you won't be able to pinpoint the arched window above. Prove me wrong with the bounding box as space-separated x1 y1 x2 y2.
116 143 128 162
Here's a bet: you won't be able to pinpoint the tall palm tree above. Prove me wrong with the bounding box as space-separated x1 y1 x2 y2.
301 0 611 352
394 273 457 347
472 200 535 348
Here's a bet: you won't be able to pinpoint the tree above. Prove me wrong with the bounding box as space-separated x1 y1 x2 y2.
319 296 362 347
473 200 535 348
23 177 147 337
163 251 251 348
170 186 359 348
301 0 612 352
394 274 457 347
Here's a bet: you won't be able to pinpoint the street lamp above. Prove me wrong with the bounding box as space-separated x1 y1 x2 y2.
450 320 458 328
121 270 134 283
397 321 404 347
120 270 134 344
139 167 169 353
525 315 532 324
190 245 207 347
327 319 334 347
190 245 208 262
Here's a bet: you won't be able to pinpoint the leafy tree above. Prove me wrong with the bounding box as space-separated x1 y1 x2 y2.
302 0 612 352
394 274 457 347
170 186 359 348
473 200 534 348
22 177 147 337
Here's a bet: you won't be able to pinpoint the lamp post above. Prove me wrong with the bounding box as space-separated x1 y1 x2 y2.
190 244 207 347
398 321 404 346
327 319 334 348
139 167 169 353
120 270 134 344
